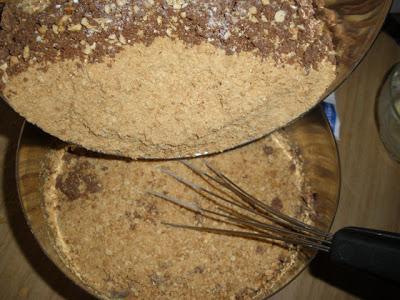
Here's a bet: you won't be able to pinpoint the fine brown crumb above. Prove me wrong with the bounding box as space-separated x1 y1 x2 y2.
271 197 283 211
0 1 337 159
55 158 102 201
0 0 336 89
255 245 266 254
263 145 274 156
42 131 318 299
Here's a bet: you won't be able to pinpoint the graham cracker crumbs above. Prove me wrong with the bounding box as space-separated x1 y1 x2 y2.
0 0 337 159
0 0 336 90
42 132 317 299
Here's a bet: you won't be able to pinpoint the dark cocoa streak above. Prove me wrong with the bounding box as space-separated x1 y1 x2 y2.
0 0 336 91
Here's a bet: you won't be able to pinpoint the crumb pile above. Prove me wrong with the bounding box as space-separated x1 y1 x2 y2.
42 132 318 299
1 0 337 158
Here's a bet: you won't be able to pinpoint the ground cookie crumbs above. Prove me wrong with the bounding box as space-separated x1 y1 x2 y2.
0 0 337 158
42 131 318 299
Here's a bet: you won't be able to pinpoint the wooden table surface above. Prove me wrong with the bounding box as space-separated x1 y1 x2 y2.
0 33 399 300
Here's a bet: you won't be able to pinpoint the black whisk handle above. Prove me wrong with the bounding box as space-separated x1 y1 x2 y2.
330 227 400 283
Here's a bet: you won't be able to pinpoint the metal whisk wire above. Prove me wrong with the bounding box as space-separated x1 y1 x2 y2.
150 161 332 252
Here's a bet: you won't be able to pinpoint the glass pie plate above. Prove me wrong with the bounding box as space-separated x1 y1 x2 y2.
0 0 392 159
17 106 340 299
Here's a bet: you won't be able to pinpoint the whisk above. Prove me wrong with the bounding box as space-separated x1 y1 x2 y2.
151 161 400 283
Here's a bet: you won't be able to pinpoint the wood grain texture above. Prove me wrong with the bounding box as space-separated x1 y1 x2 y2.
0 32 399 299
270 33 400 300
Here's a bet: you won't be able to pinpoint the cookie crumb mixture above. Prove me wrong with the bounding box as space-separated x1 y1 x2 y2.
0 0 337 158
0 0 335 88
42 132 318 299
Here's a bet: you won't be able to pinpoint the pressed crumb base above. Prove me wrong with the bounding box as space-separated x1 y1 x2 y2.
41 132 317 299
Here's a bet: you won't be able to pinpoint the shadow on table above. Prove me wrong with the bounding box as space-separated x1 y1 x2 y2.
310 252 400 300
0 100 95 300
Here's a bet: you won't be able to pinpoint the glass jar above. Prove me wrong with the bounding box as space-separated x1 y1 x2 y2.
377 63 400 162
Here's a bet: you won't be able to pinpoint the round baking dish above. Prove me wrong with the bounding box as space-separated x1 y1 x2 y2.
0 0 392 160
16 106 340 299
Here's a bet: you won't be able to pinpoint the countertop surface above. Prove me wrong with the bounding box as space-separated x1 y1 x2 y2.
0 33 399 300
